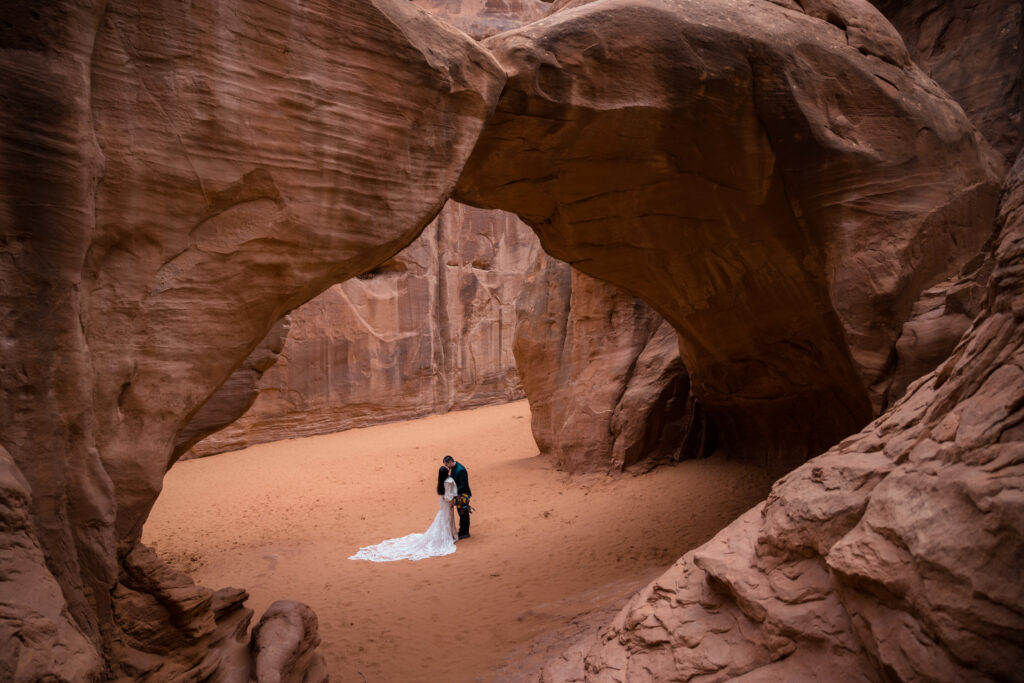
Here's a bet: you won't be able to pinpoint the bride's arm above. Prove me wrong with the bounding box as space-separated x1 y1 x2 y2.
444 477 457 501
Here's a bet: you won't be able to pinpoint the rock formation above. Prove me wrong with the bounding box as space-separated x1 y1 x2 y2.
871 0 1023 162
454 0 1004 466
0 0 504 679
188 202 538 457
550 145 1024 683
882 248 994 407
514 251 711 473
862 0 1022 409
1 0 1017 679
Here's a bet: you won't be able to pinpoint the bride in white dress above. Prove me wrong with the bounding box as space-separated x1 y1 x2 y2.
349 466 459 562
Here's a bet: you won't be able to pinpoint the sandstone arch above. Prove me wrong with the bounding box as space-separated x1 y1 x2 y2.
0 0 1009 679
453 0 1003 466
1 0 504 678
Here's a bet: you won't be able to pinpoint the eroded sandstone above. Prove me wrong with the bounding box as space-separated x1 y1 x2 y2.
188 202 538 457
514 251 712 473
872 0 1023 161
549 147 1024 683
454 0 1004 465
0 0 504 678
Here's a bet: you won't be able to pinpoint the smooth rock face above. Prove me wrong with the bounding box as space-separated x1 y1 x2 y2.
0 0 504 679
550 149 1024 683
872 0 1023 161
251 601 328 683
189 202 538 457
514 251 712 473
454 0 1004 466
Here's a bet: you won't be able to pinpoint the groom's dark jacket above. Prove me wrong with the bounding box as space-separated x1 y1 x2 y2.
452 463 471 498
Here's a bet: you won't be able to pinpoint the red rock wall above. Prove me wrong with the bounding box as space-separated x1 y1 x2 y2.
0 1 505 679
555 143 1024 683
189 203 538 457
514 250 712 473
872 0 1022 162
455 0 1004 466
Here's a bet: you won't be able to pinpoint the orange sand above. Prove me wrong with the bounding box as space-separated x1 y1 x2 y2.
144 400 776 682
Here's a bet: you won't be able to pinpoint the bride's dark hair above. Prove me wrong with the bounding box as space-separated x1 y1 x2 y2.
436 466 450 496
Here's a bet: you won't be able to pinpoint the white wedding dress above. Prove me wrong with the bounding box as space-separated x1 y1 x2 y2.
349 476 459 562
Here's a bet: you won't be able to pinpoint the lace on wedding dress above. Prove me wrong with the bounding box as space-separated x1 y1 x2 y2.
349 477 459 562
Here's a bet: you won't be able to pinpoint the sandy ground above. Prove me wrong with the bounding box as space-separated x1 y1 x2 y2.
144 400 777 682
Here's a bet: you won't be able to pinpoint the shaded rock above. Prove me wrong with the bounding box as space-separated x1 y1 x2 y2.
0 446 102 682
175 315 292 458
251 601 328 683
514 251 711 473
883 247 994 406
0 0 503 678
871 0 1023 161
554 147 1024 683
188 202 538 457
454 0 1003 466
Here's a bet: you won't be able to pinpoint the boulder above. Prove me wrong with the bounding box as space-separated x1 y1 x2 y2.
549 147 1024 683
454 0 1004 466
251 601 328 683
514 251 712 473
0 0 504 678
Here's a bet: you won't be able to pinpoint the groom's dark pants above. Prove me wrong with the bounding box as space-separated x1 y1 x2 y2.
457 508 470 537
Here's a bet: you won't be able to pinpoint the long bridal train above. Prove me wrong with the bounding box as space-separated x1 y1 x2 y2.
350 475 459 562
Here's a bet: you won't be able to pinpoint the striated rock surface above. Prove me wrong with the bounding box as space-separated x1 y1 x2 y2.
872 0 1023 161
455 0 1004 466
883 247 994 407
175 316 292 458
0 0 504 679
189 202 538 457
0 446 101 682
514 251 712 473
549 148 1024 683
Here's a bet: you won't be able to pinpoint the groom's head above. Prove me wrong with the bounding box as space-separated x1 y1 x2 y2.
443 455 455 469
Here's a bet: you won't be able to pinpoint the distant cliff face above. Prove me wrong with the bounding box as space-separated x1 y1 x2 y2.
188 203 538 457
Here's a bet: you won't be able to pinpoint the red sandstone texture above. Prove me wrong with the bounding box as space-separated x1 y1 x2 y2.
0 0 1019 680
0 1 504 679
454 0 1004 467
189 202 538 457
549 145 1024 683
514 251 711 473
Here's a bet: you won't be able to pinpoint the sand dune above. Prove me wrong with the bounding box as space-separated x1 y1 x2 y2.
145 400 776 682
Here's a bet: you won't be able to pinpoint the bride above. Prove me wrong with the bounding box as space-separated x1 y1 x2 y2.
349 465 458 562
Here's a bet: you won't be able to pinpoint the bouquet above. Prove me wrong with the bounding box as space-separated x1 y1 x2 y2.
454 493 474 513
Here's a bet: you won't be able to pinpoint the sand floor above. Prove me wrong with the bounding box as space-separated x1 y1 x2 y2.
144 400 777 682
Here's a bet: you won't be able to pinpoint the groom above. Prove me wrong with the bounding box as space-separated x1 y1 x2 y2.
443 455 471 539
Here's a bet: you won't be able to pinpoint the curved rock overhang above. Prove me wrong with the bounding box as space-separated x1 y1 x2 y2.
452 0 1004 466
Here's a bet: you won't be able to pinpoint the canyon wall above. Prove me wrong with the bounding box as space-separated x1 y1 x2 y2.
189 203 538 457
0 1 505 679
0 0 1017 680
552 142 1024 683
514 251 711 473
455 0 1004 467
